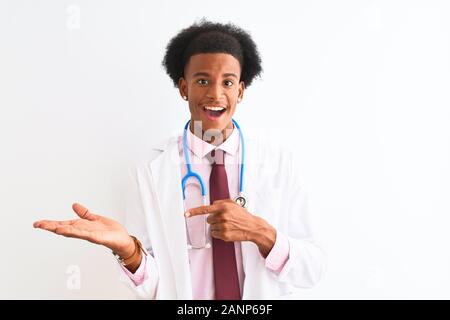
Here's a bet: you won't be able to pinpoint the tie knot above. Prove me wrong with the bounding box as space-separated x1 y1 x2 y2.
208 149 225 165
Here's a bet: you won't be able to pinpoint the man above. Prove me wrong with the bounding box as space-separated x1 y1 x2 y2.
34 20 325 299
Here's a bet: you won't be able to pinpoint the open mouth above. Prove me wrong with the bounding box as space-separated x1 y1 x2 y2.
203 105 226 120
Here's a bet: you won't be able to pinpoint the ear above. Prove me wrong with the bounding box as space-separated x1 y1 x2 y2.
178 77 188 100
237 81 245 103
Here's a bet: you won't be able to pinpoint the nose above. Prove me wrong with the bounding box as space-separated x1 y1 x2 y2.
206 82 224 100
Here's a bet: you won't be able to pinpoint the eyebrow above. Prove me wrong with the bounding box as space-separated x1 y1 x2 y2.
192 72 238 79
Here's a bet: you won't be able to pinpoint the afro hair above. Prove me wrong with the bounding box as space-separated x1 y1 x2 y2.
162 19 262 88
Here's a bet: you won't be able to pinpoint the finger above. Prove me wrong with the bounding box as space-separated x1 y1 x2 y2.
185 204 222 217
211 228 244 242
53 225 95 242
211 230 222 240
33 219 77 231
34 221 97 242
206 213 226 225
72 203 97 221
211 229 230 241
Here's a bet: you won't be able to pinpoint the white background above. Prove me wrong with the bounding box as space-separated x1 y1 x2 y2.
1 0 449 299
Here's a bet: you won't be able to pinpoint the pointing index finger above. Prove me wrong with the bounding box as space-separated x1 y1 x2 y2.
185 204 221 217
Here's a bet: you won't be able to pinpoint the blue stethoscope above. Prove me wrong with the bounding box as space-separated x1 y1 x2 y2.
182 118 247 249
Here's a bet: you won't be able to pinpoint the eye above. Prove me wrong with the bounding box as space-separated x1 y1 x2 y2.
224 80 234 87
197 79 208 86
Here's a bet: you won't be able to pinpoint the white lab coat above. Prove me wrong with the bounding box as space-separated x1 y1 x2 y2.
118 130 325 299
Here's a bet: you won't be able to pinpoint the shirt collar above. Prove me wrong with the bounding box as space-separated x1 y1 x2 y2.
186 124 240 159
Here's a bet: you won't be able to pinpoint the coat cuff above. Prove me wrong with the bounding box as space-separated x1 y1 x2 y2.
119 254 147 286
264 231 290 274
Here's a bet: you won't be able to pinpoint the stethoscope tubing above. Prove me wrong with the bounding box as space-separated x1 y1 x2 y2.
181 119 245 202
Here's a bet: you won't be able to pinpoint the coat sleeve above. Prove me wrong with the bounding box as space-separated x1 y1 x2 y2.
272 149 326 288
116 163 159 299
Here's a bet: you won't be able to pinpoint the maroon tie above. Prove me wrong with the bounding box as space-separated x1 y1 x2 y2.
209 149 241 300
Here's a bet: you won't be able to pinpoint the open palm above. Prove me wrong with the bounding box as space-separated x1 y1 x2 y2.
33 203 133 255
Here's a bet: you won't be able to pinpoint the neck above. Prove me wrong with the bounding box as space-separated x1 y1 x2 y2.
189 120 234 146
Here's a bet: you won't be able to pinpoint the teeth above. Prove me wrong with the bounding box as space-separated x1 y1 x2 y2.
204 106 225 111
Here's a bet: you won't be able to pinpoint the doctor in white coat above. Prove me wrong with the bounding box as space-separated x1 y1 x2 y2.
33 20 325 300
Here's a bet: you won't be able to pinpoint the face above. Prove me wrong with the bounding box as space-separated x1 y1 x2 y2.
179 53 245 139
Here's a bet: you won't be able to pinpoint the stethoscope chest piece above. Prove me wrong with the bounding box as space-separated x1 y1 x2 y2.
234 195 247 208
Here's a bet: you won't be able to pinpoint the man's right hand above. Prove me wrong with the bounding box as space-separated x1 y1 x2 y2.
33 203 135 259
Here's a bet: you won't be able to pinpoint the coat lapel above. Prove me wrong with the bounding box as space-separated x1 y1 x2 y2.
150 137 193 299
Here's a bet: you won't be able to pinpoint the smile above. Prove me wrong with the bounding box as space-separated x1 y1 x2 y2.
203 105 227 120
